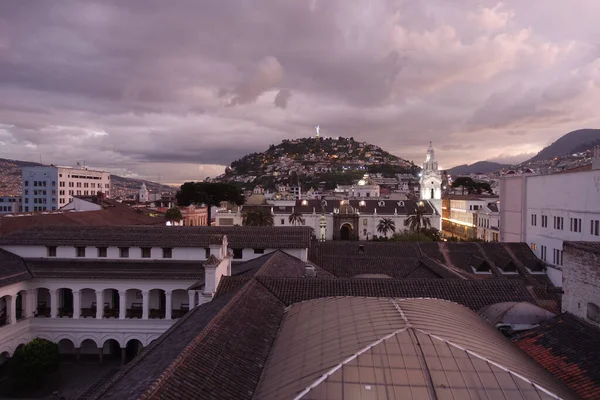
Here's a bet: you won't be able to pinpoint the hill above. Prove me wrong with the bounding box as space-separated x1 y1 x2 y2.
213 136 418 190
528 129 600 162
0 158 176 198
447 161 510 176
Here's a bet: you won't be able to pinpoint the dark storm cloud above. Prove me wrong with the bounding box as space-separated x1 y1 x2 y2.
1 0 599 182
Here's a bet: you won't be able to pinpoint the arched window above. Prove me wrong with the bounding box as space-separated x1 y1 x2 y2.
587 303 600 323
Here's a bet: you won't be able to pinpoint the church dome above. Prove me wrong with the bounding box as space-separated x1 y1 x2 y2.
339 202 356 214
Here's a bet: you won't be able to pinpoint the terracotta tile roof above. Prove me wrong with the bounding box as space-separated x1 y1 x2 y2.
140 280 284 400
25 259 204 280
209 226 313 249
0 248 31 288
0 203 164 236
94 288 243 400
0 225 313 249
0 226 224 248
513 314 600 399
564 241 600 255
219 277 540 311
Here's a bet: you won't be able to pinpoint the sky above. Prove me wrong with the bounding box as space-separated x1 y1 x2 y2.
1 1 599 184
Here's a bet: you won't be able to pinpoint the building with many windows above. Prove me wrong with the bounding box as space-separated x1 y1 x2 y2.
21 165 111 212
499 154 600 286
475 201 501 242
0 196 21 214
442 195 499 240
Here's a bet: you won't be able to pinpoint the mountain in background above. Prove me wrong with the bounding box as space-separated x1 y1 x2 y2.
446 161 510 176
214 136 418 190
527 129 600 162
0 158 176 198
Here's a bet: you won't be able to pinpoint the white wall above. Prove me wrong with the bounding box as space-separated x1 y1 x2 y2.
499 176 527 242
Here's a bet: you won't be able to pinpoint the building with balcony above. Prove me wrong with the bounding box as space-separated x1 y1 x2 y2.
0 225 312 362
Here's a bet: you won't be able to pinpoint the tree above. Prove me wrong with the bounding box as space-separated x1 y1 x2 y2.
377 218 396 238
165 207 183 224
10 338 60 388
288 211 305 226
451 177 493 195
176 182 244 226
404 202 432 241
243 209 274 226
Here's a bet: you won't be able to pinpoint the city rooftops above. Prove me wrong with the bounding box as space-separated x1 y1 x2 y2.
0 225 313 249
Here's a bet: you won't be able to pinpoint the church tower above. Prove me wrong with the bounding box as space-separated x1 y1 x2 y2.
420 142 442 229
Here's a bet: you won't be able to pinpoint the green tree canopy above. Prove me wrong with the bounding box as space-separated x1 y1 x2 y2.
176 182 244 226
10 338 60 388
451 177 493 195
288 211 305 226
243 209 274 226
165 207 183 222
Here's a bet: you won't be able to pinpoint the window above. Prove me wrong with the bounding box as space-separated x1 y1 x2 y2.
531 214 537 226
587 303 600 323
52 181 56 186
76 247 86 257
205 248 211 258
254 248 265 254
97 247 107 257
553 248 563 265
47 246 57 257
363 219 367 226
541 215 548 228
591 220 600 236
232 248 243 259
24 181 29 186
553 216 563 230
530 243 537 251
280 218 285 225
119 247 129 258
163 248 173 259
541 245 547 261
141 247 151 258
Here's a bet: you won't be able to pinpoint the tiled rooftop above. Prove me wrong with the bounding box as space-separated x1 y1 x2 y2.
0 248 31 288
0 225 313 249
513 314 600 399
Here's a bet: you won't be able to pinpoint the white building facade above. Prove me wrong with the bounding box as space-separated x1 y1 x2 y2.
500 160 600 286
0 225 311 361
22 165 111 212
0 196 21 214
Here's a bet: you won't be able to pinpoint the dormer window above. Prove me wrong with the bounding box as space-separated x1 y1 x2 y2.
378 200 385 207
397 201 404 207
587 303 600 323
119 247 129 258
141 247 151 258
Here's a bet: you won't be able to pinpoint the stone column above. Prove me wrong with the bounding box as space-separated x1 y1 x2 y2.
50 290 58 318
9 295 17 324
72 290 80 319
165 291 172 320
96 290 104 319
121 348 126 365
142 291 149 320
119 290 126 320
27 289 36 318
188 290 195 310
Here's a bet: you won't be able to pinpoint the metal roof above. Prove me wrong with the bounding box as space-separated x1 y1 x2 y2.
253 297 577 400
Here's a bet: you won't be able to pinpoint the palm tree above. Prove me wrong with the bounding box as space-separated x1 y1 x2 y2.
404 202 431 241
288 211 305 226
242 209 274 226
377 218 396 238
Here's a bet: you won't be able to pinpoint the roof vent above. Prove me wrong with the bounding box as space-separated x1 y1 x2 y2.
305 265 317 278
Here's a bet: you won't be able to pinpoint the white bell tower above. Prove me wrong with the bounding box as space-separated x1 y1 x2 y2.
420 142 442 229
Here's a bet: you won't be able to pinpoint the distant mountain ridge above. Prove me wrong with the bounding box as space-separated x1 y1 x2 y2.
527 129 600 162
447 161 510 176
0 158 175 197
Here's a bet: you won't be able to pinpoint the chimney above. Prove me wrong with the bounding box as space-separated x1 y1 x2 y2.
304 265 317 278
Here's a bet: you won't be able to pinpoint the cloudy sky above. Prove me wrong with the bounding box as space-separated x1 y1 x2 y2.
1 1 599 184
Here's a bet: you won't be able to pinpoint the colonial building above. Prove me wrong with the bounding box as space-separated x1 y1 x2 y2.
0 225 312 361
216 199 441 241
442 195 499 240
475 201 501 242
499 153 600 286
